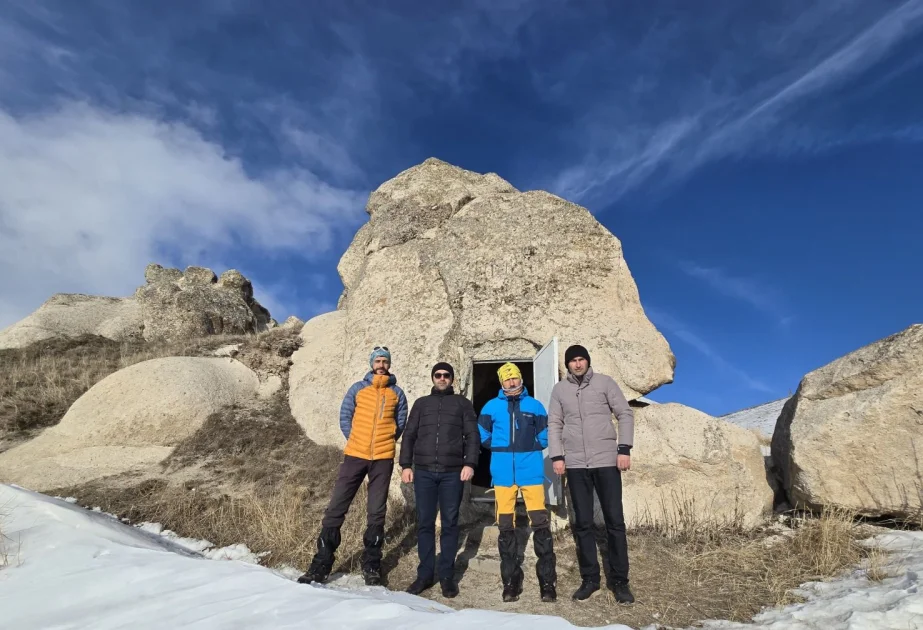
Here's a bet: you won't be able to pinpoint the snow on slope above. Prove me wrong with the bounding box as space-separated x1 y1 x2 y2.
720 397 789 440
0 484 632 630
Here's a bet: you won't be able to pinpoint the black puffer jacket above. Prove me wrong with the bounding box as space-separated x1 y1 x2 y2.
399 386 481 473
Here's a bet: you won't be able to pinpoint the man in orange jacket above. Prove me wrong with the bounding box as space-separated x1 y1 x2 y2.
298 346 408 586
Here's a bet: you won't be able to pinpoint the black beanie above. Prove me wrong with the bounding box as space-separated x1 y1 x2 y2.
564 344 591 367
431 362 455 379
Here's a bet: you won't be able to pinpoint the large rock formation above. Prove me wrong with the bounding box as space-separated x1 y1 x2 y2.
290 158 675 446
772 324 923 519
0 294 143 350
0 357 266 490
136 265 273 342
0 265 276 349
617 403 773 529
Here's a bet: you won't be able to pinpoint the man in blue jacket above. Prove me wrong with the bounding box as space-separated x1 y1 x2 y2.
478 362 557 603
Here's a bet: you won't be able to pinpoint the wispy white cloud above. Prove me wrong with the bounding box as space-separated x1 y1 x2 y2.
0 103 366 329
646 307 774 394
549 0 923 204
679 261 793 326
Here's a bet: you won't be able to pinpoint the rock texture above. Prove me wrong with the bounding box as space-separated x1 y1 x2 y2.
0 265 276 350
137 265 273 342
0 357 263 490
613 403 773 529
0 294 143 350
772 324 923 519
290 158 674 445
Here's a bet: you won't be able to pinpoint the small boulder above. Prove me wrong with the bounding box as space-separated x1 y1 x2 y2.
616 403 773 530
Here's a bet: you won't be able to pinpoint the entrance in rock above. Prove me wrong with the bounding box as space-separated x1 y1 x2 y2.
470 360 535 493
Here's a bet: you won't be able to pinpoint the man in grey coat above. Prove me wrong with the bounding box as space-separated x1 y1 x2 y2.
548 344 635 604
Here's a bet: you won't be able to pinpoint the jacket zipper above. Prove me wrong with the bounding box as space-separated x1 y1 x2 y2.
370 383 385 457
435 397 442 467
510 397 517 485
577 382 589 468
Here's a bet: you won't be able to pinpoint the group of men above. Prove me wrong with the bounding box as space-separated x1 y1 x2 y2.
297 343 636 605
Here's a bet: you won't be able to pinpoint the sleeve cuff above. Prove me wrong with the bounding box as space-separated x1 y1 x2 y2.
617 444 632 456
551 456 564 462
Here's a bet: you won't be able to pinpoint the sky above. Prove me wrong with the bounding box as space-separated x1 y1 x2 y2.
1 0 921 416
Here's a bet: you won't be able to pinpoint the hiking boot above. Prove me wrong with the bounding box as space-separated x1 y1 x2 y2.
363 567 382 587
296 570 327 585
571 579 600 601
539 582 557 602
610 580 635 604
502 578 522 603
405 577 434 595
440 577 459 598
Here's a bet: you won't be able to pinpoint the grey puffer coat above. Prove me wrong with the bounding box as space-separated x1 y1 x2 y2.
547 368 634 469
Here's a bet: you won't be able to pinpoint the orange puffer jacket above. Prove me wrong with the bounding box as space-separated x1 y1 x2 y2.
341 371 408 461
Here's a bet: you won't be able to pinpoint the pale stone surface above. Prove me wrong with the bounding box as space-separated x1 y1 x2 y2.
0 357 262 490
609 403 773 529
137 264 272 342
771 324 923 518
0 294 143 349
291 158 675 455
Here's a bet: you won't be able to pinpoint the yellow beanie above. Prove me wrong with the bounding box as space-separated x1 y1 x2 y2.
497 362 522 383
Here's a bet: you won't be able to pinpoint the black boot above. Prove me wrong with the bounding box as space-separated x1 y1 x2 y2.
361 524 385 586
532 528 557 602
406 577 435 595
499 529 523 602
572 578 600 601
610 580 635 604
440 577 459 598
298 526 341 585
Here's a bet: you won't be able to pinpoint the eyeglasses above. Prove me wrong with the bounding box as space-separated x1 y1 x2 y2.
373 346 389 351
433 372 452 379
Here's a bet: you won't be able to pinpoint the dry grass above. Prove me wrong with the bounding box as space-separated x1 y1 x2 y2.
0 329 301 451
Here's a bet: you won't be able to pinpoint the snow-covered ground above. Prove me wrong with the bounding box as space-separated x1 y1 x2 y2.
720 397 789 441
1 483 922 630
0 484 631 629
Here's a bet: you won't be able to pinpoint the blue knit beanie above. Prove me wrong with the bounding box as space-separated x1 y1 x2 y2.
369 346 392 368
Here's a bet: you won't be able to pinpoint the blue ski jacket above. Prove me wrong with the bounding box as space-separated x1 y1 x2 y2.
477 387 549 487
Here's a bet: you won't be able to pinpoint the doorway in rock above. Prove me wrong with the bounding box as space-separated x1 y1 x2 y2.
469 360 535 501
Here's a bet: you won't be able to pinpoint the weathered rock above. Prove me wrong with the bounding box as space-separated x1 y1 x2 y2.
291 158 674 450
614 403 773 530
0 357 263 490
281 316 304 331
137 264 273 342
0 294 143 350
771 324 923 519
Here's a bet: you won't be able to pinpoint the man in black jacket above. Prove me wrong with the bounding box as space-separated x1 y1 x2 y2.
399 362 480 598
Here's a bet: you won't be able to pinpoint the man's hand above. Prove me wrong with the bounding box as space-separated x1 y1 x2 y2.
401 468 414 484
460 466 474 482
617 454 631 472
552 460 565 476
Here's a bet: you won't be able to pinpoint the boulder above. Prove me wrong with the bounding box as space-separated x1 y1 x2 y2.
290 158 674 447
0 294 143 350
281 316 305 331
613 403 773 530
136 264 273 342
771 323 923 519
0 357 263 490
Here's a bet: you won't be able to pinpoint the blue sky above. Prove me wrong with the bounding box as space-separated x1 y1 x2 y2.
1 0 921 415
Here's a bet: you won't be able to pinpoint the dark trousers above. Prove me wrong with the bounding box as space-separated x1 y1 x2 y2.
566 466 630 583
311 455 393 574
321 455 394 529
413 468 464 581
